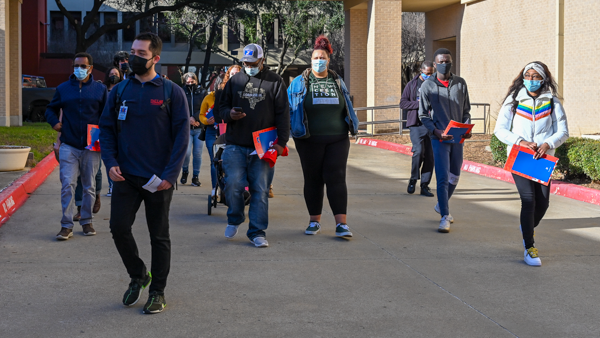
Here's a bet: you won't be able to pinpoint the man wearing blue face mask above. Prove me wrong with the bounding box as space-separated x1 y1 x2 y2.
400 61 435 197
218 43 290 248
45 52 108 240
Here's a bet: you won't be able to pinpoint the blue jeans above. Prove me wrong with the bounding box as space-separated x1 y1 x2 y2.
59 144 101 228
182 128 204 176
222 145 273 240
75 166 102 207
431 139 463 217
205 126 218 188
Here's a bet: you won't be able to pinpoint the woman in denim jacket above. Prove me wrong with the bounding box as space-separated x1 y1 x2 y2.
287 35 359 239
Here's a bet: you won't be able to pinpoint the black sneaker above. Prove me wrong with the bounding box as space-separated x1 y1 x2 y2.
180 171 189 185
420 185 434 197
143 291 166 314
407 179 417 194
191 175 201 186
122 272 152 306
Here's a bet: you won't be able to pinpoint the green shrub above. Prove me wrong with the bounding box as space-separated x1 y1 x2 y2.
554 137 600 181
490 134 507 164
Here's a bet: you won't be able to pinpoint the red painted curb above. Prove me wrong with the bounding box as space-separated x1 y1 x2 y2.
0 152 58 227
356 137 600 207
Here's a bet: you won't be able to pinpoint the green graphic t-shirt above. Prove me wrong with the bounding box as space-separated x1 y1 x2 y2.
303 72 348 136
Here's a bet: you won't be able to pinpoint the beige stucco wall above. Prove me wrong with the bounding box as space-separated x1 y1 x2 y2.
459 0 557 133
425 3 462 76
563 0 600 135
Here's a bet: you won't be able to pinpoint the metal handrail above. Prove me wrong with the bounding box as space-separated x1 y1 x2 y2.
355 103 491 137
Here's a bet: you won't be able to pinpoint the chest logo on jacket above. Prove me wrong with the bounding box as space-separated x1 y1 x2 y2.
238 82 266 109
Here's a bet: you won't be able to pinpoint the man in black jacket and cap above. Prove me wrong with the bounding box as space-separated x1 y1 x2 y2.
219 43 290 248
400 61 435 197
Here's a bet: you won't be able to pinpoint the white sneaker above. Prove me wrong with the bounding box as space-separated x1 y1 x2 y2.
434 203 454 223
438 216 451 233
224 224 239 239
106 186 112 197
252 236 269 248
524 248 542 266
211 188 216 197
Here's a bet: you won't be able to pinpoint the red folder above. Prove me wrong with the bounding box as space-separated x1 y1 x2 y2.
252 127 278 159
441 120 475 144
86 124 101 152
504 145 558 186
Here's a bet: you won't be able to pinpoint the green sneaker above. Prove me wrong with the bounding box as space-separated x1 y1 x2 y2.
335 223 353 238
143 291 166 314
305 222 321 235
122 272 151 306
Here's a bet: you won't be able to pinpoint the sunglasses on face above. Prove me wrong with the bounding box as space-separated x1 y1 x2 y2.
74 64 91 69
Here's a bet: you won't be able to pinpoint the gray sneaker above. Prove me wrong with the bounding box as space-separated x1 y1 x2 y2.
252 236 269 248
434 203 454 223
224 224 239 239
438 216 451 233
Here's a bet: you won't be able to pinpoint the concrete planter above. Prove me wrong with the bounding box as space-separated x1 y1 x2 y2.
582 134 600 141
0 146 32 171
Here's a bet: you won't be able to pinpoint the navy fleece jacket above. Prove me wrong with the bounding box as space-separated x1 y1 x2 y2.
45 75 108 150
99 76 190 186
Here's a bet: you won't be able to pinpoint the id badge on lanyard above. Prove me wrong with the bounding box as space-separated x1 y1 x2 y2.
118 100 128 121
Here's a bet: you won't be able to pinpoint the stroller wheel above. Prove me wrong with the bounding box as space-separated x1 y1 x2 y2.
207 194 212 215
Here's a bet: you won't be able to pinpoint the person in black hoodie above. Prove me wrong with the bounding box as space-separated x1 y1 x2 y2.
100 33 189 314
218 44 290 248
180 72 207 186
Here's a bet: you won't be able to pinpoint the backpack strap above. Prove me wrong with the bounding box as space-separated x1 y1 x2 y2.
160 79 173 118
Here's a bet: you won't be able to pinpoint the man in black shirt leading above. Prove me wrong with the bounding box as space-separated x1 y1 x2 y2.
400 61 435 197
219 44 290 248
100 33 190 314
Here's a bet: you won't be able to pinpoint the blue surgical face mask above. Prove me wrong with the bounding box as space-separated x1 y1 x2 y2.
74 67 89 81
245 66 260 77
523 80 543 92
312 59 328 73
421 73 430 80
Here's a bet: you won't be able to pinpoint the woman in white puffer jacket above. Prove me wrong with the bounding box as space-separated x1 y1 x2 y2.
494 61 568 267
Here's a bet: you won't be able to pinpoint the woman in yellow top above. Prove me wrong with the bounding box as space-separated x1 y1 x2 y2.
198 65 241 194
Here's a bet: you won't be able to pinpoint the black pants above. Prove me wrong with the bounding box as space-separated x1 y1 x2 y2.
513 174 551 249
294 135 350 216
110 173 173 294
409 125 434 185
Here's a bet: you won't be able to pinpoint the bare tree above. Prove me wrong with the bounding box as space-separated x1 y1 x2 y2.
401 12 425 89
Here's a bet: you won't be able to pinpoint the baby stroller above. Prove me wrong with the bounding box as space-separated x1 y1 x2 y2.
207 134 251 215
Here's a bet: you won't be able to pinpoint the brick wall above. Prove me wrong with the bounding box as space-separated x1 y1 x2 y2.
0 0 8 126
9 0 21 125
563 0 600 135
367 0 403 133
345 8 368 122
460 0 557 134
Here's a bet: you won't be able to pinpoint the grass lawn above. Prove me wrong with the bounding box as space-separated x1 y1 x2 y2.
0 122 56 166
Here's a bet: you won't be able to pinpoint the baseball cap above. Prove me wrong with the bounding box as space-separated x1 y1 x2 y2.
241 44 264 63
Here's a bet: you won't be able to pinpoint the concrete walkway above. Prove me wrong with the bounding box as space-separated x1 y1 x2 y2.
1 140 599 337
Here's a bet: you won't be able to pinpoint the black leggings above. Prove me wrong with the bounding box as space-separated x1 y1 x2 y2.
513 174 551 249
294 135 350 216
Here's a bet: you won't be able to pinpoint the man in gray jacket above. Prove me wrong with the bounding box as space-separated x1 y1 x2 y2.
418 48 471 233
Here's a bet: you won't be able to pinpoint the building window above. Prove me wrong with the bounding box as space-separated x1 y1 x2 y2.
104 12 118 42
122 12 137 42
50 11 65 40
157 13 172 43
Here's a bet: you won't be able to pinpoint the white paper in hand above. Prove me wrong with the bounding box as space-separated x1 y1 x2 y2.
142 175 163 193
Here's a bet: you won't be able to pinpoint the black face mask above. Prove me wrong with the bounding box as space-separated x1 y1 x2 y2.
119 62 130 72
187 84 197 92
435 62 452 75
108 75 121 85
129 55 153 76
